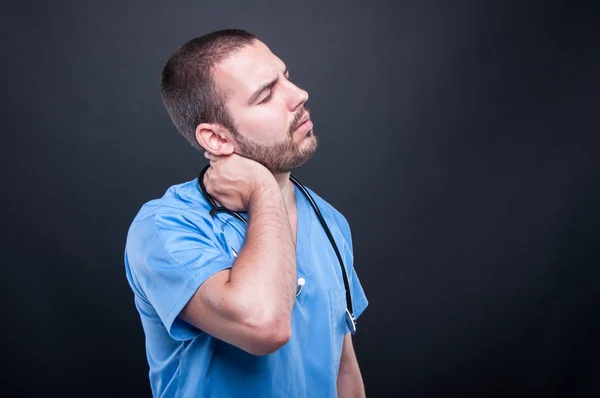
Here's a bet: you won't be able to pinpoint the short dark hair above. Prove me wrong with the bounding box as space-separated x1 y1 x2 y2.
159 29 257 150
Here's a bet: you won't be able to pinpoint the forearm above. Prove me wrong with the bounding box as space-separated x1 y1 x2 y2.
337 333 366 397
337 366 365 398
227 179 297 324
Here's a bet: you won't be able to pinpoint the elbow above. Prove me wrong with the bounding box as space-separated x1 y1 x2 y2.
244 314 292 356
229 290 293 355
263 320 292 354
247 317 291 356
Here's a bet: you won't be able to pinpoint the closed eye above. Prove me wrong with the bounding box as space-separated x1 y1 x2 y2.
259 91 273 104
258 68 290 104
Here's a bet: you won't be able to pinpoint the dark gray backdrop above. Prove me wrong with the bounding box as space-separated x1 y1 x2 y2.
1 0 598 397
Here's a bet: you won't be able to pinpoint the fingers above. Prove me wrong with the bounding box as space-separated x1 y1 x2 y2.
206 151 230 171
204 151 218 170
204 151 224 161
203 165 211 185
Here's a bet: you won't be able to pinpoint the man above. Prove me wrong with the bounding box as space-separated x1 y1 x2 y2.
124 29 368 397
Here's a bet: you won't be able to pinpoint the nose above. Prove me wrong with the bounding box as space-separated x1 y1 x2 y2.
287 82 309 111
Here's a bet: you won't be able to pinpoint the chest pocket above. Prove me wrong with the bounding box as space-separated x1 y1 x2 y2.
329 288 348 371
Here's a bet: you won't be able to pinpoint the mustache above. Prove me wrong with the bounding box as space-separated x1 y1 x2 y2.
289 106 310 134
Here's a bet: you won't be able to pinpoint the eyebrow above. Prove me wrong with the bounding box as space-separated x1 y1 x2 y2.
248 66 288 104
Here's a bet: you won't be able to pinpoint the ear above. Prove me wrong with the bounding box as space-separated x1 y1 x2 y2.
195 123 235 156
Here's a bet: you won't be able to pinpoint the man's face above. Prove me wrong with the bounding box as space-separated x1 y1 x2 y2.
213 40 318 174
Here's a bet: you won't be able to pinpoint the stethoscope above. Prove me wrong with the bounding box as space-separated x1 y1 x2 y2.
198 165 357 334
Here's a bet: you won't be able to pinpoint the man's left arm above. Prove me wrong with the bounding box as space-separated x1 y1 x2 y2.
337 333 366 397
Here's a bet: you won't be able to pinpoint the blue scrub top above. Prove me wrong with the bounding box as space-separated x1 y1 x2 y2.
124 177 368 397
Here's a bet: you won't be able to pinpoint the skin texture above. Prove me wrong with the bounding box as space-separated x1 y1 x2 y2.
179 38 364 392
337 333 366 398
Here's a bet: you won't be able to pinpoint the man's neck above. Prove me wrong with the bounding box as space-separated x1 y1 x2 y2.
272 171 298 242
272 171 296 210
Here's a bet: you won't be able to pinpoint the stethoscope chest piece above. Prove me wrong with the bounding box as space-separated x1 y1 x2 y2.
345 309 357 335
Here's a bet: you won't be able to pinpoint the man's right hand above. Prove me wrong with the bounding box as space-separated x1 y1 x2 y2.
203 151 277 212
180 150 296 356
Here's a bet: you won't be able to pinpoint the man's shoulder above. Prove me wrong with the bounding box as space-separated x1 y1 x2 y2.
124 177 224 268
130 178 207 223
125 178 214 246
301 185 350 232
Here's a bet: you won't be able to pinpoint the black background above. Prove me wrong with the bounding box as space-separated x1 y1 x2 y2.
1 0 598 397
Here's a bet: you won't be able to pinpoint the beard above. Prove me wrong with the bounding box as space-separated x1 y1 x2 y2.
230 109 319 174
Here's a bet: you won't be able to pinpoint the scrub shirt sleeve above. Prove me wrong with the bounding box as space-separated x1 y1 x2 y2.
338 213 369 322
126 212 235 341
349 265 368 321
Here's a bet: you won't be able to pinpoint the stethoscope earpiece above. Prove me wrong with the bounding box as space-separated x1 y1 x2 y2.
296 277 305 296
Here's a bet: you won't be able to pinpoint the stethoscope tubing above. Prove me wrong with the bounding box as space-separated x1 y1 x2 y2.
198 165 356 333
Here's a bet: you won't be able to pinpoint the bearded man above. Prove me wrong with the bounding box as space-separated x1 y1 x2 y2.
124 29 368 398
